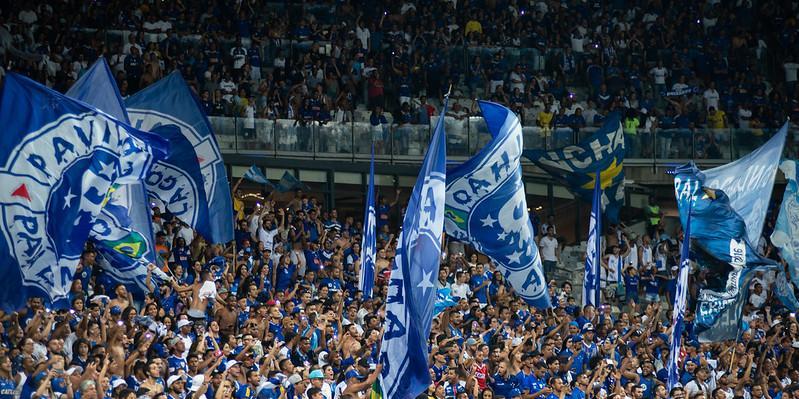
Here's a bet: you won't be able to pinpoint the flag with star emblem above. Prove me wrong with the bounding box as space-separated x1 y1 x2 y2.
523 113 625 222
359 145 377 299
66 59 169 299
668 205 691 391
583 170 602 308
673 162 777 341
126 72 233 244
379 96 447 399
0 73 165 310
445 101 550 309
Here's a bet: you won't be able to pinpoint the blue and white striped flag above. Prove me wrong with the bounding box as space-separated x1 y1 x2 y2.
359 145 377 299
668 207 691 390
379 97 447 399
583 170 602 307
243 165 272 186
445 101 550 308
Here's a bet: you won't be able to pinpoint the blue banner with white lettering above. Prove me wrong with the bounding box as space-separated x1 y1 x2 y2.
523 114 625 223
445 101 550 309
772 160 799 288
126 72 234 244
673 163 777 341
0 73 164 310
243 165 273 187
583 171 601 307
66 59 164 299
668 207 690 390
359 146 377 299
702 123 786 245
379 98 447 399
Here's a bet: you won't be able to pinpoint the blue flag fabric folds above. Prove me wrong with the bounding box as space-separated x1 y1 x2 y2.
379 98 447 399
523 114 625 223
702 124 787 245
673 163 777 341
772 160 799 286
275 171 310 193
0 73 163 309
67 59 165 299
243 165 273 186
433 288 458 316
445 101 550 309
583 171 602 307
668 208 691 390
126 72 234 244
359 147 377 299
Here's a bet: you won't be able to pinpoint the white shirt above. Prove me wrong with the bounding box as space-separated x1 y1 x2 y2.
356 26 370 50
540 236 559 262
451 282 470 299
570 34 585 53
784 63 799 82
750 290 767 308
738 107 752 128
509 71 525 92
650 67 668 85
604 255 621 283
685 380 709 398
703 89 720 110
257 226 279 251
231 47 248 69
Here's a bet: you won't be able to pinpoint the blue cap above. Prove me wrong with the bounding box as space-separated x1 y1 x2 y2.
110 306 121 315
345 370 364 380
152 343 169 358
568 321 580 328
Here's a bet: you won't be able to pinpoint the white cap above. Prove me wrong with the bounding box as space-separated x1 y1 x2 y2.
177 319 192 329
167 375 183 387
225 360 239 370
111 379 127 389
189 375 205 392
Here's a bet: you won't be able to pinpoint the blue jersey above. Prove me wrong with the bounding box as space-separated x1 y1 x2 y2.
167 355 188 375
0 377 15 399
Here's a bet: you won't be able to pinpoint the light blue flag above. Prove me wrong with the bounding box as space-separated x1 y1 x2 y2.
583 171 602 307
243 165 273 186
772 160 799 287
126 72 234 244
668 206 691 391
775 269 799 312
702 123 787 245
0 73 164 309
379 98 447 399
674 163 777 341
434 288 457 316
359 146 377 299
66 59 165 299
523 114 625 223
275 171 310 193
445 101 550 309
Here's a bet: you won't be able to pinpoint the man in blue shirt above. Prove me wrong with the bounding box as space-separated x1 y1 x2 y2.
470 264 490 304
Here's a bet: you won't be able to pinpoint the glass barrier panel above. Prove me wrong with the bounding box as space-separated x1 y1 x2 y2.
274 119 304 153
521 126 545 152
208 116 238 152
235 117 273 152
430 116 468 157
392 123 430 157
733 128 777 159
693 129 731 161
315 122 353 156
467 116 492 155
655 128 693 160
353 122 389 157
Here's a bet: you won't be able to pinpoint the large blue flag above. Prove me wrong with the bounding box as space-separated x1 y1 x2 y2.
668 207 691 390
126 72 234 244
379 98 447 399
772 160 799 286
66 59 165 299
583 171 602 307
243 165 273 187
702 124 787 245
0 73 164 309
523 114 625 223
445 101 550 308
674 163 777 341
359 146 377 299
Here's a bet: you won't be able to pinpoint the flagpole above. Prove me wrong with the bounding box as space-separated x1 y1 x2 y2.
595 169 602 308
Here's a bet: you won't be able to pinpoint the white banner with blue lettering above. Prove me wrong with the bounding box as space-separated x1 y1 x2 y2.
702 123 787 245
126 72 234 244
0 73 164 309
445 101 550 309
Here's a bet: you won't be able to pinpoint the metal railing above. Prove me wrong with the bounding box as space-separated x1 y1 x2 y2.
209 115 792 165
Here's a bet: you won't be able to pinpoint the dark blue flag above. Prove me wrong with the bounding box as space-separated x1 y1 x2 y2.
359 145 377 299
673 163 777 341
523 114 625 222
275 171 310 193
126 72 234 244
243 165 273 187
0 73 164 309
583 170 602 307
668 206 691 390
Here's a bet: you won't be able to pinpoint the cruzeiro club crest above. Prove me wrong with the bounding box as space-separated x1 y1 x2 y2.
0 112 149 302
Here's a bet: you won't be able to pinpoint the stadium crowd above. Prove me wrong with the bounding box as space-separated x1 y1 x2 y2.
1 0 799 157
1 1 799 399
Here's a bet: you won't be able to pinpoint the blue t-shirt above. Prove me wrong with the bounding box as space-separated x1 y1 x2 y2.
274 264 296 292
470 274 488 303
491 373 519 398
0 377 15 399
167 355 188 375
